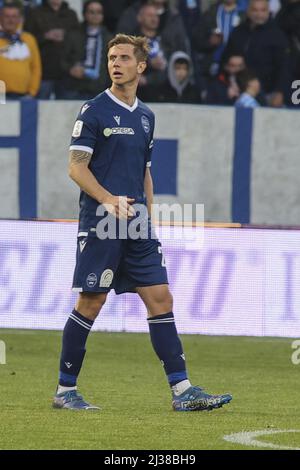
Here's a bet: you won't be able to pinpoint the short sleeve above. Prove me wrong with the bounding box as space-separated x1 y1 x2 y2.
69 102 98 155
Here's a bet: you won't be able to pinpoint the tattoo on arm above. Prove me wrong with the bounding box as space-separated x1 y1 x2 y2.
69 150 92 165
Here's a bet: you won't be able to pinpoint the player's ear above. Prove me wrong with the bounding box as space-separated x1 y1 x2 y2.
137 61 147 74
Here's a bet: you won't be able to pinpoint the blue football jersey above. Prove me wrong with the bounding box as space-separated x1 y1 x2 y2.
70 89 155 231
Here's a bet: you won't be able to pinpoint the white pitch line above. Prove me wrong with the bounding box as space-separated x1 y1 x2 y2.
223 429 300 450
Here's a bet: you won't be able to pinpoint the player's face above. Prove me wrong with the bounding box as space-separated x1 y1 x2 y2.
107 44 146 86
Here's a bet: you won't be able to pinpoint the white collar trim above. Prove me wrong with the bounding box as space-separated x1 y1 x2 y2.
105 88 138 112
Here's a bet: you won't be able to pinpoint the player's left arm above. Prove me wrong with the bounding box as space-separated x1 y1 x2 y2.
144 113 155 219
144 167 153 220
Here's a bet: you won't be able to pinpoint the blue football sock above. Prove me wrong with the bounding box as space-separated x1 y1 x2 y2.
59 309 94 387
148 312 188 387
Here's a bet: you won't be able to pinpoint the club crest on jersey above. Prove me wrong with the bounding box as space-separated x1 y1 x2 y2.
113 115 120 125
86 273 97 288
100 269 114 288
141 115 150 133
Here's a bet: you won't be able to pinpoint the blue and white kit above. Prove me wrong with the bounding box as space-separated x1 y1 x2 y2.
70 89 168 294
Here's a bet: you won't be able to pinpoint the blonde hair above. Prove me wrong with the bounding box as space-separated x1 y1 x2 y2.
108 34 149 62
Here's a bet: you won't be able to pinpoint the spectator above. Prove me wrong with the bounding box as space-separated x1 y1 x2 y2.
61 0 111 99
207 0 250 12
235 68 261 107
118 0 188 58
23 1 43 18
223 0 290 107
25 0 79 98
192 0 245 78
117 0 147 33
277 0 300 83
178 0 201 40
0 0 24 29
100 0 136 33
201 0 218 12
201 0 249 12
0 2 41 98
150 0 189 57
135 4 167 100
206 53 245 104
156 50 201 103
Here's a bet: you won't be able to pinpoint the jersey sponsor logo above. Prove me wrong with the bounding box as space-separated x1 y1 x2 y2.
113 115 121 125
111 127 134 135
103 127 135 137
100 269 114 288
72 120 83 137
86 273 97 288
141 115 150 133
81 104 90 114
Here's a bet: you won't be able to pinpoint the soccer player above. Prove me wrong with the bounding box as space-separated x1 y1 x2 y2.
52 34 232 411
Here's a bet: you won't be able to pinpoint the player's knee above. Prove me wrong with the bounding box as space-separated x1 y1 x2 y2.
157 290 173 310
149 290 173 316
76 293 107 321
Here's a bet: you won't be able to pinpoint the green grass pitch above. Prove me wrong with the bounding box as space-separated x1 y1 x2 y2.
0 329 299 450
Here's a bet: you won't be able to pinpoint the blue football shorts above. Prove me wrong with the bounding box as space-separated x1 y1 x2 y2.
72 219 168 294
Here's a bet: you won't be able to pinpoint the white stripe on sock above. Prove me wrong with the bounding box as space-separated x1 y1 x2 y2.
148 319 175 324
57 385 77 394
69 315 91 331
69 313 92 329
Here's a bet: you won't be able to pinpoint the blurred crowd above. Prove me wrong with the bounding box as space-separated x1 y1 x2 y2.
0 0 299 107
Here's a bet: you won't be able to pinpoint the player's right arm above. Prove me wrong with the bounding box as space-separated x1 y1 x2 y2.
69 148 110 204
69 150 134 219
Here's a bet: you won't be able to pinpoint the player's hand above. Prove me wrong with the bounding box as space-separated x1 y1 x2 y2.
102 195 135 220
